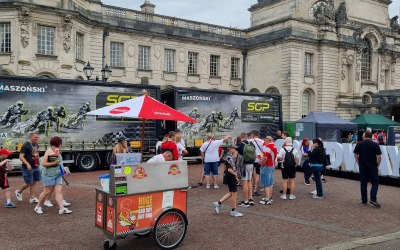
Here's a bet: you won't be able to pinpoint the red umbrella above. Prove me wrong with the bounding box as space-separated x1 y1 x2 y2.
87 94 195 153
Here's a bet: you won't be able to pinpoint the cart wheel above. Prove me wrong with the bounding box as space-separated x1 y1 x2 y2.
134 230 152 238
153 209 187 249
103 240 117 250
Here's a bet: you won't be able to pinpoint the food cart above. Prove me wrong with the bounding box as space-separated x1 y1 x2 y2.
87 94 196 249
96 155 189 249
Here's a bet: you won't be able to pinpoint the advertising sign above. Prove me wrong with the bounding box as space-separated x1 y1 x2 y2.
175 90 281 140
115 190 187 235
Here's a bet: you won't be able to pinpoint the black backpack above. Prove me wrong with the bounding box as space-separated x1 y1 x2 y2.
283 148 296 168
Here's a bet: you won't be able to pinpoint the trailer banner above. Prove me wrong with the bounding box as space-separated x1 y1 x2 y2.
174 90 281 141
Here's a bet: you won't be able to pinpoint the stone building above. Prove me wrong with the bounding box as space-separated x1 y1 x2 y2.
0 0 399 122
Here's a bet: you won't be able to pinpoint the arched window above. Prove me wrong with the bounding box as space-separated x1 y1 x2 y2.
265 87 280 95
361 38 372 81
249 88 260 93
362 93 372 105
302 90 312 117
36 72 56 78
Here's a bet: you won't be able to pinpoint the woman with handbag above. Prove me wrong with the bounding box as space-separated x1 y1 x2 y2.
34 136 72 215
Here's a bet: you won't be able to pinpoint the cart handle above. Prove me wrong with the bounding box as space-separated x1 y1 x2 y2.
180 186 192 192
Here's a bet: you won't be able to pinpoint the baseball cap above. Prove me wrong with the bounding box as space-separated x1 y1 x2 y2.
206 133 215 139
117 135 128 142
0 148 12 156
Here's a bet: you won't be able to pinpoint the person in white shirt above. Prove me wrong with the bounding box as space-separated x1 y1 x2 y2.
175 134 188 160
277 137 301 200
200 133 231 189
248 130 264 198
147 151 173 163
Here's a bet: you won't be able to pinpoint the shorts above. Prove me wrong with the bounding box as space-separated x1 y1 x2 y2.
281 166 296 179
42 174 62 187
21 167 41 184
0 173 9 189
241 164 254 181
253 162 260 175
204 161 219 176
225 176 237 192
260 167 274 187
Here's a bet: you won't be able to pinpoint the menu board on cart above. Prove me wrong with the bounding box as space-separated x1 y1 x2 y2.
109 161 188 195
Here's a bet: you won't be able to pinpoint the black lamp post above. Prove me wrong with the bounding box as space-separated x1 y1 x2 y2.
83 62 112 82
101 64 112 82
83 61 94 80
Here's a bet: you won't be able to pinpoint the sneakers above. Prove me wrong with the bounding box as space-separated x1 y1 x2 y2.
34 206 43 214
313 194 323 199
213 202 220 214
248 199 255 206
253 191 261 196
63 200 71 207
238 201 250 207
214 185 219 189
370 200 381 208
59 207 72 215
280 194 287 200
304 180 311 185
321 177 327 183
198 182 203 186
288 194 296 200
310 190 317 195
230 210 243 217
206 184 211 189
44 200 54 207
15 190 23 201
29 197 39 204
259 198 272 205
5 202 16 208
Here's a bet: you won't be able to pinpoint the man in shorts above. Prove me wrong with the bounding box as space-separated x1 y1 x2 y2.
15 132 41 203
277 137 300 200
237 132 255 207
0 148 16 208
248 130 264 196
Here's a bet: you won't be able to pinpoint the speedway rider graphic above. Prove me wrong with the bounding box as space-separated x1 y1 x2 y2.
0 101 28 128
223 108 239 129
61 102 91 130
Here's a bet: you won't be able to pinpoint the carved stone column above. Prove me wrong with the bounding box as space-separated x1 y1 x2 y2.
19 7 30 48
62 14 73 53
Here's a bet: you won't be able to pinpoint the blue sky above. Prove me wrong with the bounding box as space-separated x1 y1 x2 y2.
102 0 400 29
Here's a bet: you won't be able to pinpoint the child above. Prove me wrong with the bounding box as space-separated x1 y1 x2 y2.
212 144 243 217
0 148 16 208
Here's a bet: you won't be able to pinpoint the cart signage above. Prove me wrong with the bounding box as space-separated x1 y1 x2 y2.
132 166 148 179
115 190 186 235
110 106 130 114
168 164 181 175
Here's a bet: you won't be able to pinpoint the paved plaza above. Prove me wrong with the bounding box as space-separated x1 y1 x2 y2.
1 164 399 250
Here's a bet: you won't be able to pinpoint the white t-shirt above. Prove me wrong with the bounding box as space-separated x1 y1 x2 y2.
179 138 186 148
278 146 300 165
200 139 224 163
177 143 186 160
248 137 264 163
147 154 165 163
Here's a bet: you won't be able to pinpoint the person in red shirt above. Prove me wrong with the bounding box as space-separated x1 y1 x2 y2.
259 136 278 205
161 131 179 161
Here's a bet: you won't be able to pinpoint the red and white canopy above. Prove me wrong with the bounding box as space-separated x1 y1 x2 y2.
87 95 195 122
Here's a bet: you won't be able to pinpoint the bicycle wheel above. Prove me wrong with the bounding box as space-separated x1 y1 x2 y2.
153 209 187 249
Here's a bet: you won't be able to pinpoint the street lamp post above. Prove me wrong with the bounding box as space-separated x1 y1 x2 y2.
83 61 94 80
101 64 112 82
83 62 112 82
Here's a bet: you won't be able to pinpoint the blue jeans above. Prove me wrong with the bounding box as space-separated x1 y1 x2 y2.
312 166 323 197
359 166 379 203
302 159 312 182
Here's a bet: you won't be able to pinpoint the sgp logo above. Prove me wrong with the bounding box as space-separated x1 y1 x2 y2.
247 102 270 111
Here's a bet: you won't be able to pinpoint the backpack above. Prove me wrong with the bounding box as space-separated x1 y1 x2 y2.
242 141 256 163
283 147 296 168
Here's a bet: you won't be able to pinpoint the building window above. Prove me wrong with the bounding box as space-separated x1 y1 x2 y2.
75 33 84 60
302 90 312 117
188 52 198 74
361 39 372 81
266 87 280 95
0 23 11 53
110 42 123 67
37 25 55 55
231 57 240 78
210 55 220 77
305 53 313 76
362 94 372 105
138 45 150 70
164 49 175 72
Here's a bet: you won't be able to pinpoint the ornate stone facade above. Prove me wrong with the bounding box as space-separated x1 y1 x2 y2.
0 0 399 121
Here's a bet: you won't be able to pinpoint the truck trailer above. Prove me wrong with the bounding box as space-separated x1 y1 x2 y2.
0 76 161 171
161 87 282 160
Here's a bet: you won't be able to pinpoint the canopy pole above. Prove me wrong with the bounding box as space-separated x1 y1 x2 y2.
141 119 145 154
